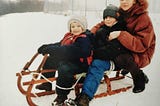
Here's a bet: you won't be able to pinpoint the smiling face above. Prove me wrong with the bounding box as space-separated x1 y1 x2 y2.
119 0 136 11
104 16 117 27
70 22 83 35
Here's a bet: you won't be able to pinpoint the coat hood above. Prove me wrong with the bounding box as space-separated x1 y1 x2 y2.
136 0 148 10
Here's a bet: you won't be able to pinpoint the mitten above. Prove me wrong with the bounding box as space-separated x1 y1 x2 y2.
38 44 48 54
96 28 109 40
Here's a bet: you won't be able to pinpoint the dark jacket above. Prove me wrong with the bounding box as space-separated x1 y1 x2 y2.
93 20 129 60
91 2 156 68
45 30 92 69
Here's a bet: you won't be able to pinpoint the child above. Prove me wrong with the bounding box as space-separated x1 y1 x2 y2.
36 15 92 106
93 4 129 61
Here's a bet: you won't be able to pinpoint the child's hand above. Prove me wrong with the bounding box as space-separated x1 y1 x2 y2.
109 31 121 40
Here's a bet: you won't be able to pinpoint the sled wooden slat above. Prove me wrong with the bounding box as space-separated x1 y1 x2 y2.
33 90 56 97
23 53 39 70
23 77 57 86
16 71 36 76
16 72 27 95
94 73 132 98
26 82 37 106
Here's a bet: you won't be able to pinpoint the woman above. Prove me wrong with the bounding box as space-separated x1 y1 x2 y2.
74 0 156 106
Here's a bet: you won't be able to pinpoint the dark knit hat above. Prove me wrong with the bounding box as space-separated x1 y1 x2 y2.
103 4 119 19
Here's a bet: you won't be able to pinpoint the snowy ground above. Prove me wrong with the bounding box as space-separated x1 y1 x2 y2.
0 12 160 106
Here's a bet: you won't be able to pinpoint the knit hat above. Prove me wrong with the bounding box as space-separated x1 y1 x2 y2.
103 4 119 19
68 15 87 32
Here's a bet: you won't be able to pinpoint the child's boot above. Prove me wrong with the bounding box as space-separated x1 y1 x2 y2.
52 95 68 106
75 93 90 106
35 82 52 91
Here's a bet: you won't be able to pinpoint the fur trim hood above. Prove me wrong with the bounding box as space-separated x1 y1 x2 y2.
136 0 148 10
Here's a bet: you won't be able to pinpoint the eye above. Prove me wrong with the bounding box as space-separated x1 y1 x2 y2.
77 25 81 28
71 25 75 28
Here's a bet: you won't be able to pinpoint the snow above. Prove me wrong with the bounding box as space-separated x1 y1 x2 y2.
0 12 160 106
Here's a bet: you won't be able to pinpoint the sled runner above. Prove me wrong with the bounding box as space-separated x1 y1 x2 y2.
16 53 57 106
16 53 132 106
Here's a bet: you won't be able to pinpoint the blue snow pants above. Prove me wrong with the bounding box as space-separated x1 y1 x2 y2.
81 59 110 99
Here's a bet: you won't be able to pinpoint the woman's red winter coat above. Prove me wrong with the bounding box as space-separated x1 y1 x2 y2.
91 2 156 68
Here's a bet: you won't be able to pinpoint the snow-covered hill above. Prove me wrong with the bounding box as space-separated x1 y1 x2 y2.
0 12 160 106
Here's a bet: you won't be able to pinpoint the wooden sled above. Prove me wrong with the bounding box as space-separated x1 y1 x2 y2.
16 53 132 106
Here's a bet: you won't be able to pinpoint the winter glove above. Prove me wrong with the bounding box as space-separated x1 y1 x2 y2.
38 44 49 55
96 28 109 40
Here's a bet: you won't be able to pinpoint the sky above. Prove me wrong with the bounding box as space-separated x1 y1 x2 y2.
0 1 160 106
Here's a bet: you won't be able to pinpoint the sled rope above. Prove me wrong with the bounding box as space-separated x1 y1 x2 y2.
56 73 86 90
109 60 115 71
33 92 38 97
104 61 115 75
39 73 54 83
29 72 54 97
31 72 54 83
31 72 86 90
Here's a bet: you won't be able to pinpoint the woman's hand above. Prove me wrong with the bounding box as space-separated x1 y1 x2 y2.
109 31 121 40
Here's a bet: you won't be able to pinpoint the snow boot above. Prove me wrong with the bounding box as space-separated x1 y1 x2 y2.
64 98 77 106
143 72 149 84
132 71 146 93
35 82 52 91
121 70 149 84
75 93 90 106
121 69 129 76
52 95 68 106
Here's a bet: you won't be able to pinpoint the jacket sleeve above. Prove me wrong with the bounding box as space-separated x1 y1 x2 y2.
48 42 61 47
118 15 155 53
47 36 91 60
91 21 104 34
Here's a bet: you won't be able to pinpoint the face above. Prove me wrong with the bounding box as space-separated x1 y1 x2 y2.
119 0 136 11
104 16 117 27
70 22 83 35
